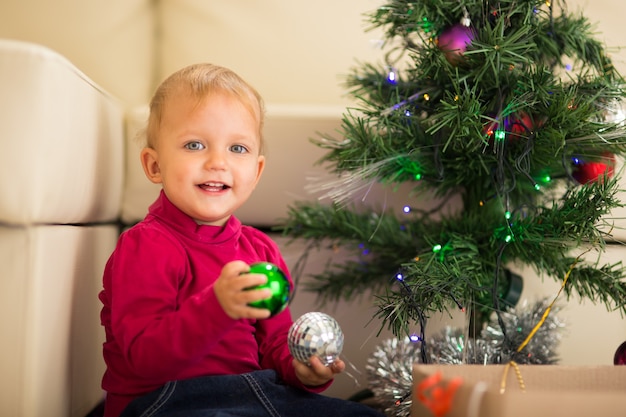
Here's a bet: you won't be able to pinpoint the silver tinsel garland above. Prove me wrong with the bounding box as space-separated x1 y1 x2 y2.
366 299 564 416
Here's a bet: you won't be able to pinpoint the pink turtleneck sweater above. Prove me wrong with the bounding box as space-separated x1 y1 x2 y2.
99 191 326 417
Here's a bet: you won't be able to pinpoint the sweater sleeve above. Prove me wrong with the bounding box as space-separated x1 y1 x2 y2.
250 232 332 393
104 225 238 381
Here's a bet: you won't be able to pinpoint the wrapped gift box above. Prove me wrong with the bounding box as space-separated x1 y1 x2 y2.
411 364 626 417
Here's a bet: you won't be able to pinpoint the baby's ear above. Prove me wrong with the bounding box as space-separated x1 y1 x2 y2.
253 154 266 186
140 147 162 184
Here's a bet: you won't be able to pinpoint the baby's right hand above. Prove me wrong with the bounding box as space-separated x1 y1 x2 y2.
213 260 273 320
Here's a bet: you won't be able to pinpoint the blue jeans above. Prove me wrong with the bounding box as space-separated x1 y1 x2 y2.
119 370 385 417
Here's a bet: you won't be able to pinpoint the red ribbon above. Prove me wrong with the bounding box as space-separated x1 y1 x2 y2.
415 371 463 417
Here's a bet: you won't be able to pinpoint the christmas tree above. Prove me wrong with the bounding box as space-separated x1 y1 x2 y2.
279 0 626 349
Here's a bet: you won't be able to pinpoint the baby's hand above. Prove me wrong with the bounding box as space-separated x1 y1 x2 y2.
213 260 272 320
293 355 345 387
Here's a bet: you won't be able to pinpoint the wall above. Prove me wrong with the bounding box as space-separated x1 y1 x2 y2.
155 0 385 107
0 1 624 106
0 0 155 108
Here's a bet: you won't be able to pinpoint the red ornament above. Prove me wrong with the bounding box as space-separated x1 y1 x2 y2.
437 23 474 65
572 152 616 184
508 112 534 136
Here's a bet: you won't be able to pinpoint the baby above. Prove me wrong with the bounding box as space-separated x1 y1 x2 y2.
98 63 384 417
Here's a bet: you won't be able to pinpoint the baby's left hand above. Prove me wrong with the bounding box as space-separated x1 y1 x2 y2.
293 355 345 387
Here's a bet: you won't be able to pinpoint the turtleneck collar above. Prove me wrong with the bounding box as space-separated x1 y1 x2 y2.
147 190 241 244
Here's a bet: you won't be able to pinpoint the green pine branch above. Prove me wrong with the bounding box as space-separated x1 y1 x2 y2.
279 0 626 338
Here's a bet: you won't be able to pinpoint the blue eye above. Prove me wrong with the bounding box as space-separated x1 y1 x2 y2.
230 144 248 154
185 141 204 151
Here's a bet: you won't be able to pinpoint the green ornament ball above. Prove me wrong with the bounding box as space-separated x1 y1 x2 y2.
247 262 291 316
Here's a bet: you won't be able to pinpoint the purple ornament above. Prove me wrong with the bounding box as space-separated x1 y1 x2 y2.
438 23 475 65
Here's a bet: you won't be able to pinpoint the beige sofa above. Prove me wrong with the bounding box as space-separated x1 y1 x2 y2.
1 1 626 416
0 39 123 417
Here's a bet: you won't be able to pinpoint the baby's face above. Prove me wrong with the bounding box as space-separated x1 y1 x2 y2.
143 91 265 225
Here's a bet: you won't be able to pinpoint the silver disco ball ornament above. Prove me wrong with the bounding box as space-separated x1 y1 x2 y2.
288 312 344 366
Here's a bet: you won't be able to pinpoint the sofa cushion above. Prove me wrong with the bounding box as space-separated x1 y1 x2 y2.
0 225 117 417
0 40 124 225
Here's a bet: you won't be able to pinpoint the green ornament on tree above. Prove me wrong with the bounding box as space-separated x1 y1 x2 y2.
247 262 291 316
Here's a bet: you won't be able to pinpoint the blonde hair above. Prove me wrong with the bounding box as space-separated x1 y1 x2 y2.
145 63 265 153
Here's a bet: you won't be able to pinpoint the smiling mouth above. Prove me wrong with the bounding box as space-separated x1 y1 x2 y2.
199 182 230 192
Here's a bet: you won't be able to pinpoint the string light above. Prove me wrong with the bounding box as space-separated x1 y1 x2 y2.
420 16 433 33
387 67 398 84
479 193 497 206
433 243 452 261
567 99 577 110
